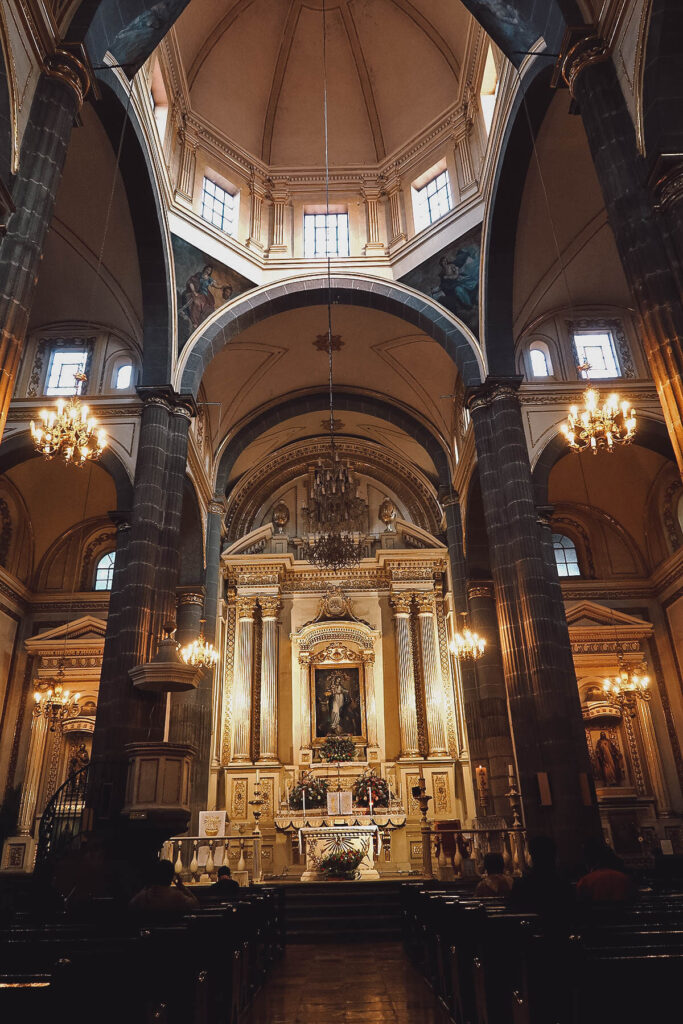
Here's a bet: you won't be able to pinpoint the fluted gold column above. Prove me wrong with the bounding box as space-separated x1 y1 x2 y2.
415 592 448 756
299 651 312 756
362 649 378 747
636 696 671 816
16 711 49 835
258 596 281 762
390 593 420 758
231 596 257 762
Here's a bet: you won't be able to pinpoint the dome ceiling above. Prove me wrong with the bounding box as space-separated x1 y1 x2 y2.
174 0 475 168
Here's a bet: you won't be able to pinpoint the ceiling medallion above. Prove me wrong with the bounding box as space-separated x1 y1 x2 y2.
561 367 636 454
30 372 107 466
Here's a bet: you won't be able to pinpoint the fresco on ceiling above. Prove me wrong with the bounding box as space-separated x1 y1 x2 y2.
399 226 481 336
172 235 256 352
110 1 191 71
461 2 537 61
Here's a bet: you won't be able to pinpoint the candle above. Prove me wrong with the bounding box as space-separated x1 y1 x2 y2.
369 782 374 819
303 787 306 819
255 768 260 784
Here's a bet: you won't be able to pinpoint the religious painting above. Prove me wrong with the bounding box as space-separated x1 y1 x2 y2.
313 666 365 740
399 226 481 335
171 235 255 352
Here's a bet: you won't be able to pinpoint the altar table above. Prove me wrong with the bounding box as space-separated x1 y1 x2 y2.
298 825 380 881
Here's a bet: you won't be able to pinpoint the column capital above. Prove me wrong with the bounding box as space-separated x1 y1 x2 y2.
414 591 436 615
466 375 523 413
45 47 92 109
361 649 375 665
390 592 413 616
649 154 683 212
108 509 131 533
177 586 205 607
536 504 556 529
136 385 198 419
467 580 494 601
259 595 282 619
236 596 258 619
558 29 610 98
208 496 227 517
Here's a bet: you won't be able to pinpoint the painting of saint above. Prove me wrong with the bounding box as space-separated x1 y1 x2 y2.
171 235 255 352
594 730 625 787
314 667 364 739
399 227 481 334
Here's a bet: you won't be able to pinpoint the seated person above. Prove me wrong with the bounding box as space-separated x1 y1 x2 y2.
474 852 513 897
206 865 241 899
507 835 574 927
128 858 199 917
577 837 634 903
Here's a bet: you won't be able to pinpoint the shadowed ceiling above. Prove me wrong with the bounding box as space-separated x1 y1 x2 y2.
174 0 476 167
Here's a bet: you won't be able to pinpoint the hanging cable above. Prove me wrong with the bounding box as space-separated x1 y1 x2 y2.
322 0 335 450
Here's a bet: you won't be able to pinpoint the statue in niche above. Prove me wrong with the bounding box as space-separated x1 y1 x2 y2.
68 742 90 777
595 731 624 786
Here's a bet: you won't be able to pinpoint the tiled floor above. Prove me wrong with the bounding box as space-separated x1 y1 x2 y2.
243 943 449 1024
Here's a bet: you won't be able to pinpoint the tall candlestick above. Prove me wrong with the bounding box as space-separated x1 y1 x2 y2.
255 768 260 784
303 786 306 819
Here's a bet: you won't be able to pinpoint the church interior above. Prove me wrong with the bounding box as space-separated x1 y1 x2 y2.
0 1 682 1021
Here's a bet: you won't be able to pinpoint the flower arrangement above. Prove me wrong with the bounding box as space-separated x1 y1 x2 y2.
319 735 355 763
352 774 390 808
289 775 329 809
320 849 364 879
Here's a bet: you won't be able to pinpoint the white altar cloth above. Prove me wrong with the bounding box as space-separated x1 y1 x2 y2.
298 825 380 881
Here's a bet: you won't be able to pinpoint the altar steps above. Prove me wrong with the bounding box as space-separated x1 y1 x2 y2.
281 881 403 943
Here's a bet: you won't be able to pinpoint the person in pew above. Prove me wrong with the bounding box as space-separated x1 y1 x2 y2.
206 865 241 899
507 835 574 927
128 858 199 917
474 852 513 897
577 837 634 903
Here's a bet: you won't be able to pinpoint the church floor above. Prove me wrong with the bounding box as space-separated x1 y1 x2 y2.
243 942 449 1023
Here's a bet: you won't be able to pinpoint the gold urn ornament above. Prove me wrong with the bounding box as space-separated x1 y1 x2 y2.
378 496 396 532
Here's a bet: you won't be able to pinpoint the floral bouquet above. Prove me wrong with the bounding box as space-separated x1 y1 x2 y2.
289 774 329 809
320 849 364 880
352 773 390 808
319 735 355 763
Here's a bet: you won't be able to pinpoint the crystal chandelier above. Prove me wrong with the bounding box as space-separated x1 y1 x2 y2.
602 659 651 706
561 386 636 454
34 664 80 731
449 613 486 661
180 636 219 669
30 373 107 466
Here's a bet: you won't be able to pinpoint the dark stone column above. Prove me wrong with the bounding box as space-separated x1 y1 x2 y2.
442 493 514 817
90 389 194 823
203 496 226 641
0 51 90 442
561 36 683 474
170 587 208 829
469 377 600 861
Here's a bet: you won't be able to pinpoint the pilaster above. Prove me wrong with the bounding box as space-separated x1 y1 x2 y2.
362 179 386 255
175 120 199 204
384 167 407 252
246 170 267 252
231 596 257 762
258 596 281 762
390 592 420 758
414 592 449 757
267 181 291 256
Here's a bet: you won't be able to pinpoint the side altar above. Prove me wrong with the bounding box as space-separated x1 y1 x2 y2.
298 825 380 881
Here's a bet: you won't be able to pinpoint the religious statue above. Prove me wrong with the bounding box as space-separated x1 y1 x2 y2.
68 742 90 777
595 731 624 786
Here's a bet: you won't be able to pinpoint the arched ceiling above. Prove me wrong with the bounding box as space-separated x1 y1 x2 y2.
200 303 458 473
174 0 475 167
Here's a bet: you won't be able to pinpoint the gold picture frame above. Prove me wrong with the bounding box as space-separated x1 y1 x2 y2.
310 660 367 746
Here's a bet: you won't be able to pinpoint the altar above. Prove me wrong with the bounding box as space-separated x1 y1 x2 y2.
299 825 381 881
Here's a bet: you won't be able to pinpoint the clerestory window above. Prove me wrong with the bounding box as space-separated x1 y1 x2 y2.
412 170 453 232
94 551 116 591
201 177 238 237
303 212 350 257
552 534 580 577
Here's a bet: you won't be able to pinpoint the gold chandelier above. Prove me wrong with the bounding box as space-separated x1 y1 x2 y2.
561 386 636 454
602 659 651 704
30 373 106 466
449 613 486 661
180 636 219 669
34 664 80 732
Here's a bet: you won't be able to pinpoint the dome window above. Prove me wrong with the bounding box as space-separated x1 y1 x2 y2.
304 212 349 257
201 176 239 237
552 534 580 577
529 342 553 378
114 364 133 390
412 169 453 232
94 551 116 591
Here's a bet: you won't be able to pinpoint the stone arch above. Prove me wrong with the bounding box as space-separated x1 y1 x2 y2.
0 430 134 510
531 415 675 506
177 275 485 399
214 390 452 495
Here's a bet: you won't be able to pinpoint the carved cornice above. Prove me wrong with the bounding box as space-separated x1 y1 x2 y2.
467 581 494 600
467 376 523 413
177 588 205 607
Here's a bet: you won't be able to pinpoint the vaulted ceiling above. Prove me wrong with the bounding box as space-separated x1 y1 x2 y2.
174 0 477 167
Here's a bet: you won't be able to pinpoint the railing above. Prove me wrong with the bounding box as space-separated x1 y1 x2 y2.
34 763 90 875
162 833 264 884
428 826 530 880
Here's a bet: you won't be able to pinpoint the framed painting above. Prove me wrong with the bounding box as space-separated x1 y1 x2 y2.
311 664 366 743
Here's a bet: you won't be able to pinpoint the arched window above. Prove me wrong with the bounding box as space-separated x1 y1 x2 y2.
552 534 580 577
114 363 133 390
529 341 553 378
93 551 115 590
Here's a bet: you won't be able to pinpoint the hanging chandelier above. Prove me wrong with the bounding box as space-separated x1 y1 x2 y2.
561 386 636 454
300 0 366 573
449 613 486 661
30 373 107 466
180 635 219 670
602 659 651 705
34 664 80 732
